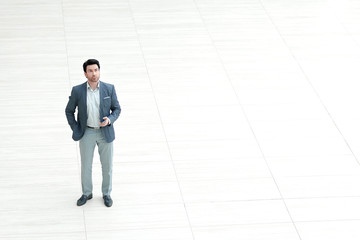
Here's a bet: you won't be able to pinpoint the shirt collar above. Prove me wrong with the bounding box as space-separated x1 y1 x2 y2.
87 81 100 91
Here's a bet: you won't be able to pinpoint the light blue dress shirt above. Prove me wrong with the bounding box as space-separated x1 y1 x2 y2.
86 82 100 128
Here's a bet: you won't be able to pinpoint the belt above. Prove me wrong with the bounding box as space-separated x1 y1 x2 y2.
87 126 101 130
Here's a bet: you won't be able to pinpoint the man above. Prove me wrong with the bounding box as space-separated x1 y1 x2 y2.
65 59 121 207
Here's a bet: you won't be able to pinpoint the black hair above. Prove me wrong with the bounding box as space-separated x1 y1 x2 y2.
83 59 100 72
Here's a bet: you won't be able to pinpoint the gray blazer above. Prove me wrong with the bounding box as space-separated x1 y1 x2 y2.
65 81 121 143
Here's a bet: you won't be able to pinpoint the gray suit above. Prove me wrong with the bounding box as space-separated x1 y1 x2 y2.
65 81 121 196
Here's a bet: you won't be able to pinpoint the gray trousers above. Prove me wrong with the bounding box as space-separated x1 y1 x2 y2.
79 128 113 196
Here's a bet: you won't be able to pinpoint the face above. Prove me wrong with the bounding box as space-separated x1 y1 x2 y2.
84 64 100 83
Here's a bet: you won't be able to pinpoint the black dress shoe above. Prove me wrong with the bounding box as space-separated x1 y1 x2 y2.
77 193 93 206
103 195 113 207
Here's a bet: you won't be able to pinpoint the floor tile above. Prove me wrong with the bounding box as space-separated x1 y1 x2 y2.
286 197 360 222
168 139 263 161
186 200 292 227
84 203 190 231
180 178 281 202
87 227 194 240
174 158 272 180
277 175 360 198
296 220 360 240
267 155 360 177
193 223 300 240
0 208 85 236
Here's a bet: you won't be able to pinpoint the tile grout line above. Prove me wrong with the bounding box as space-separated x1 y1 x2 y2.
191 0 303 239
60 1 88 240
257 0 360 169
126 1 196 239
60 1 73 91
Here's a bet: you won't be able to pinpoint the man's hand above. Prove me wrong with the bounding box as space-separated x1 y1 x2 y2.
99 117 110 127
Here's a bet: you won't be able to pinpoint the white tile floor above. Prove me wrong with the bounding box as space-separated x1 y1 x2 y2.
1 0 360 239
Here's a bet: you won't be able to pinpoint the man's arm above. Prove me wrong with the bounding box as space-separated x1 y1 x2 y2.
65 87 78 129
108 85 121 124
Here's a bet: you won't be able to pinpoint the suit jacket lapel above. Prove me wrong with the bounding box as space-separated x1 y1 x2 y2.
82 82 88 120
99 81 106 119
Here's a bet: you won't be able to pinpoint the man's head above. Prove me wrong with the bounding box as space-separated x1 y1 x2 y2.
83 59 100 83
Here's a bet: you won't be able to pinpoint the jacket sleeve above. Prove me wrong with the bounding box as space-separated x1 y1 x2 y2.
65 87 78 130
107 85 121 124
